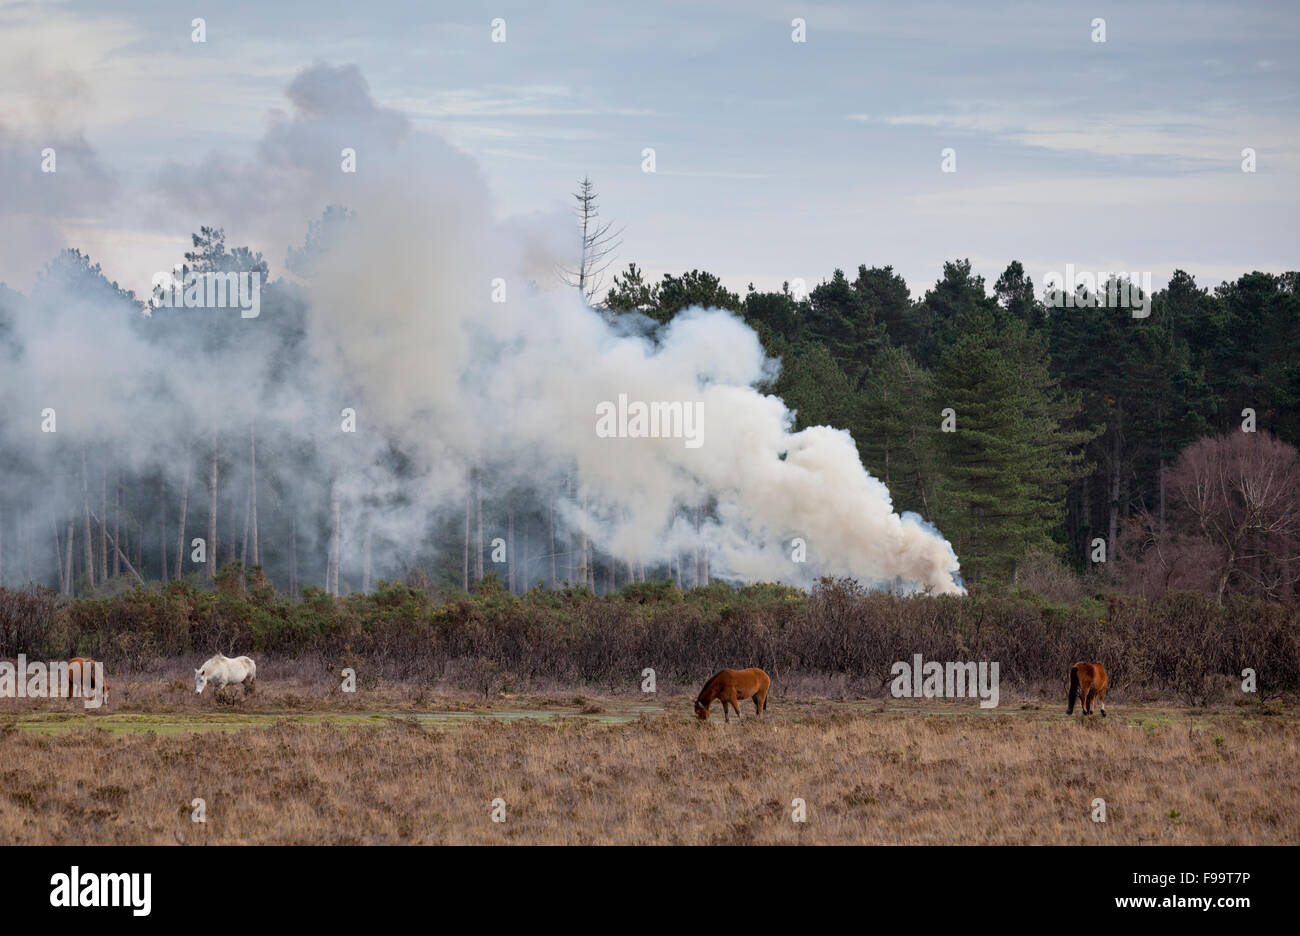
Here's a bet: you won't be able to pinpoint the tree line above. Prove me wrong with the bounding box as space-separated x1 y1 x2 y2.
605 259 1300 599
1 228 1296 602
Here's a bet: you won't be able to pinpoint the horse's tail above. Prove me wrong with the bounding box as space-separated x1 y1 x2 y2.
1067 665 1079 714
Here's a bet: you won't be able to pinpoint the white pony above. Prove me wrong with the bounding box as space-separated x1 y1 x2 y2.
194 653 257 696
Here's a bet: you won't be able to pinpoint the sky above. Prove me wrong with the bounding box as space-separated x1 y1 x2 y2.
2 0 1297 300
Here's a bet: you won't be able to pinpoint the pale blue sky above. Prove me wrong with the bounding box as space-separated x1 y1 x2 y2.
2 0 1297 298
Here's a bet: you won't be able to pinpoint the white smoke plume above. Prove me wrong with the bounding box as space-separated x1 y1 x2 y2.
0 63 962 596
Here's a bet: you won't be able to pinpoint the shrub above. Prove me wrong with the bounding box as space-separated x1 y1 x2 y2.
3 572 1296 697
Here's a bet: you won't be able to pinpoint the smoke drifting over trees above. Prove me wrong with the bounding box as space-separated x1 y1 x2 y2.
0 63 964 598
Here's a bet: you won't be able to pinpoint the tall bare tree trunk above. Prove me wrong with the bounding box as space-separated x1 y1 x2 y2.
65 521 75 596
91 507 144 585
462 483 470 591
566 475 575 584
1216 550 1236 604
176 456 190 577
52 520 61 592
249 426 259 568
99 469 107 582
692 508 701 588
81 446 95 590
508 507 515 594
521 516 530 592
159 482 168 584
698 506 710 586
578 489 590 588
207 429 218 581
52 514 64 594
114 474 121 578
549 495 557 587
240 478 251 583
474 464 484 582
327 480 341 596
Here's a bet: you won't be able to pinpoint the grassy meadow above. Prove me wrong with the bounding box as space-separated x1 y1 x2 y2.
2 680 1295 845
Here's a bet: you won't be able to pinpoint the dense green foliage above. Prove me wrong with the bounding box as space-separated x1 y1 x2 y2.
609 259 1300 590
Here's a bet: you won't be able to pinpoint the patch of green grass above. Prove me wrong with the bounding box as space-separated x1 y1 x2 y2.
6 702 667 735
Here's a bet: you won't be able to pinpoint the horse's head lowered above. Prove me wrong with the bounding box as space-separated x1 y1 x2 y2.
694 698 709 720
194 666 209 694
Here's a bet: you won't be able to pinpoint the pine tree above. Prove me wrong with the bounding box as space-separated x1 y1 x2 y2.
932 317 1092 583
858 346 937 515
803 269 887 386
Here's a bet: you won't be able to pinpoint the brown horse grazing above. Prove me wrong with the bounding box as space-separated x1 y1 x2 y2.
67 657 108 701
695 668 770 722
1068 661 1107 717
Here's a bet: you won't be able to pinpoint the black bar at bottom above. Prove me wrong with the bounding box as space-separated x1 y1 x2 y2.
2 845 1279 923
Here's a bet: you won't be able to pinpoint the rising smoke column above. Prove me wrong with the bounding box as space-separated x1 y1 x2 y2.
264 65 964 595
0 63 963 596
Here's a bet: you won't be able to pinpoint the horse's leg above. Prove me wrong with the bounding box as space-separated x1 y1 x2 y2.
1099 686 1106 717
753 693 762 716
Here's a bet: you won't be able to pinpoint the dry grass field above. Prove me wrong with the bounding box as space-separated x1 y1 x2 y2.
1 683 1296 845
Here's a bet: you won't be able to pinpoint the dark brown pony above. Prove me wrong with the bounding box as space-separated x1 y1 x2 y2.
1068 661 1107 717
67 657 108 701
695 668 770 722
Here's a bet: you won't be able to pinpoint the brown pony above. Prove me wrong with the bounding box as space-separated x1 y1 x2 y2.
695 668 770 722
67 657 108 701
1068 661 1107 717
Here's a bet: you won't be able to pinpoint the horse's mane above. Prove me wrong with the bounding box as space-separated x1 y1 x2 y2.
699 670 727 698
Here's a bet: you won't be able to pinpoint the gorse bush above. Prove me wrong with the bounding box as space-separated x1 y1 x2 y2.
2 567 1296 698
